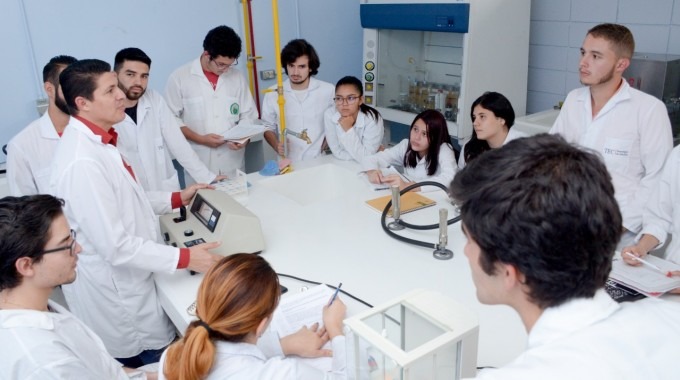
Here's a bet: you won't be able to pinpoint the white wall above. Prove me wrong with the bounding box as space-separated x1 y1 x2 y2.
0 0 362 161
527 0 680 113
6 0 675 154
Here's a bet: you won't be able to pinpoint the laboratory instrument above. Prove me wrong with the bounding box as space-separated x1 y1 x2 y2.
380 180 460 259
344 288 479 379
360 0 530 141
159 189 265 256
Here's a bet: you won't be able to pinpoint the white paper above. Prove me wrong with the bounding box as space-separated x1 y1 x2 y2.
362 166 410 191
610 254 680 295
221 120 266 141
270 284 335 371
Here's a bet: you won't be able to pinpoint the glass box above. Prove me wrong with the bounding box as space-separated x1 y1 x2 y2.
344 289 479 379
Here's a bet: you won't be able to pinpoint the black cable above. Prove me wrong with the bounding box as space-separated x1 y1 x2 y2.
277 273 373 308
381 181 461 248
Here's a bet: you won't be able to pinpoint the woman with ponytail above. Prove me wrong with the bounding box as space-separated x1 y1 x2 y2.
159 254 347 379
458 92 525 168
324 76 384 162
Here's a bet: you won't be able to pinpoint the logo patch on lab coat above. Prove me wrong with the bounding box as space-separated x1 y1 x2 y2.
230 103 239 115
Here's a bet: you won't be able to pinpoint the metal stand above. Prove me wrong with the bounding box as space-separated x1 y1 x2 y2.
433 246 454 260
388 185 406 231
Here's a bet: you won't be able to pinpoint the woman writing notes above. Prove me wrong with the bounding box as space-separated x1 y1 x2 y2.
324 76 384 162
458 92 524 168
362 109 456 191
159 254 347 380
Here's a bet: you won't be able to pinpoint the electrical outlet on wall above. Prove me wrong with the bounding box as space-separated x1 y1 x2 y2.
260 70 276 80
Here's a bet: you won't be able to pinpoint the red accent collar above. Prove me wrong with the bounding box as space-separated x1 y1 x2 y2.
203 69 219 90
74 116 118 146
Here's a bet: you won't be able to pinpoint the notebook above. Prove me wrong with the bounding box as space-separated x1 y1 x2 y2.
365 192 436 216
609 254 680 296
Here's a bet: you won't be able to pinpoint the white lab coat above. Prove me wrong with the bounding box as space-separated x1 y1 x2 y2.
116 89 216 191
49 117 178 358
361 139 457 191
323 107 384 162
468 290 680 380
261 78 335 162
0 300 130 379
458 127 527 169
157 337 346 380
550 80 672 233
6 112 60 195
639 145 680 263
165 58 258 181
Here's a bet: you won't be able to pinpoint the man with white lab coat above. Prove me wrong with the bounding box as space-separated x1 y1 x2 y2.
114 47 224 191
0 194 149 379
261 39 334 161
50 59 220 367
550 23 672 248
6 55 77 195
165 25 258 183
450 134 680 380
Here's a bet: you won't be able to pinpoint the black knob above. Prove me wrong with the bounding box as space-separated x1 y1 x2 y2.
184 229 194 237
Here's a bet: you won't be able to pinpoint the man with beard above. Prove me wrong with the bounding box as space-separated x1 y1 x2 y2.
6 55 77 195
550 23 672 248
113 48 224 191
261 39 334 161
165 25 258 183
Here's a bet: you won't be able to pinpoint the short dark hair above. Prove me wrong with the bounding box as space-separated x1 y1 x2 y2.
588 23 635 59
404 109 452 176
0 195 65 291
281 39 320 76
203 25 242 59
450 134 621 308
42 55 77 86
335 76 381 121
464 91 516 164
114 47 152 72
60 59 111 115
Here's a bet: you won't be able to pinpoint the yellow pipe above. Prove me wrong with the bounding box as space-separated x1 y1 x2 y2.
241 0 255 97
272 0 287 158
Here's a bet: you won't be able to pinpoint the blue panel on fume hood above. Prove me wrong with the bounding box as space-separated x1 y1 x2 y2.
360 3 469 33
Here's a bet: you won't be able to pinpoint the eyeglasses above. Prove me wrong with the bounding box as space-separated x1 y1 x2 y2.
211 57 238 69
42 229 77 257
334 95 360 105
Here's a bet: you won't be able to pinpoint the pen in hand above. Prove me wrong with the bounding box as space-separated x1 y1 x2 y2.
623 251 669 275
328 282 342 306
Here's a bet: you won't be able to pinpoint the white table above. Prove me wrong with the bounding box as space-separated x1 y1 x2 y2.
155 155 527 369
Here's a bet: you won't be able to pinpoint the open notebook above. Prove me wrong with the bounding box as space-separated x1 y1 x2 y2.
609 254 680 296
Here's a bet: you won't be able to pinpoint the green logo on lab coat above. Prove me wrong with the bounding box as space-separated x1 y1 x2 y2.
230 103 239 115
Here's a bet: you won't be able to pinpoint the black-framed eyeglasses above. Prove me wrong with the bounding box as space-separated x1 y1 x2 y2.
211 57 238 69
334 95 360 105
42 229 77 257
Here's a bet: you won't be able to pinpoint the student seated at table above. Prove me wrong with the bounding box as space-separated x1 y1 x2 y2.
458 91 525 169
324 76 384 162
450 134 680 379
622 144 680 290
159 254 347 380
0 195 151 379
362 109 456 191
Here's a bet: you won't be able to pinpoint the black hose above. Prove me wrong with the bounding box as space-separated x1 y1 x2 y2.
380 181 461 248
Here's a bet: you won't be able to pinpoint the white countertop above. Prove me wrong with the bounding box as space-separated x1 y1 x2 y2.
154 155 527 369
